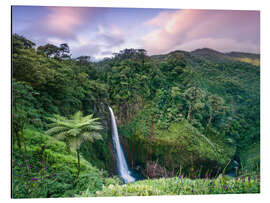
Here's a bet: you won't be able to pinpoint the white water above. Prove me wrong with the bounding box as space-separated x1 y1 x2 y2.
108 107 135 183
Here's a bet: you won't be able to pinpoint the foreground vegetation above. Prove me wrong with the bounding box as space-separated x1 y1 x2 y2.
12 34 260 198
96 176 260 196
12 127 121 198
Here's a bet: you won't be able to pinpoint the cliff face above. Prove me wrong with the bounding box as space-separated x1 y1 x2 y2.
118 118 236 178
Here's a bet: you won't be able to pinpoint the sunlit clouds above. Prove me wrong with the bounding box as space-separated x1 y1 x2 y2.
12 6 260 59
143 9 260 55
45 7 84 37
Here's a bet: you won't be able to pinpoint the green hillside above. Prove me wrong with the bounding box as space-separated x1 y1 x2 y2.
12 34 260 197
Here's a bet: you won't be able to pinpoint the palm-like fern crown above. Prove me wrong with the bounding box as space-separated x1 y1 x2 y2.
46 111 103 150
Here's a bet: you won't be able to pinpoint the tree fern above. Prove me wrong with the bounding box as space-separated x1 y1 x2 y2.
45 111 103 179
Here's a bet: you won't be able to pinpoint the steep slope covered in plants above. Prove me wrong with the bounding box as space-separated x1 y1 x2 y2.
12 34 260 197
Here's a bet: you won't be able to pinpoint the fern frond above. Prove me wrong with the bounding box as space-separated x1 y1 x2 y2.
45 126 69 136
81 124 103 131
81 132 103 142
46 111 103 151
68 128 80 137
81 132 94 142
92 132 103 140
53 131 69 141
72 111 83 121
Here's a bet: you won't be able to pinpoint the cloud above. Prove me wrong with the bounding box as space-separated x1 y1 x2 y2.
67 25 126 58
14 6 126 59
26 7 103 41
97 25 125 48
142 9 260 54
71 44 101 58
30 7 84 40
144 11 172 27
45 7 84 38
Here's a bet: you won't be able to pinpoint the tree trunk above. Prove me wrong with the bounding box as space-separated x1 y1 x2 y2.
132 141 135 168
76 149 81 179
15 130 21 150
148 116 154 160
21 129 27 153
66 139 71 153
207 114 213 129
208 114 212 126
206 114 213 135
187 105 192 121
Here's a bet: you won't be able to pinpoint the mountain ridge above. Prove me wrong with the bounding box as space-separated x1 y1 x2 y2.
151 47 260 66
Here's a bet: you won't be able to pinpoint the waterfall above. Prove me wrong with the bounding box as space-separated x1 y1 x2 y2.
108 107 135 183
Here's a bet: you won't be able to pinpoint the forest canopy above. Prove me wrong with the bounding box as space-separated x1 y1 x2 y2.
11 34 260 198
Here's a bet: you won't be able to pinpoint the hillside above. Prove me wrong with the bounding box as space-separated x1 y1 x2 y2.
226 52 260 66
12 34 260 197
191 48 235 63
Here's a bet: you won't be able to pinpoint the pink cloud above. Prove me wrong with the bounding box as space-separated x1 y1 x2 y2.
32 7 101 40
45 7 84 36
144 11 172 27
142 9 260 54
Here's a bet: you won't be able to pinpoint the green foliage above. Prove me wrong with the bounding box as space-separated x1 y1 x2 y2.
97 176 259 196
12 35 260 197
12 127 108 198
12 34 35 53
183 87 205 121
79 132 115 173
46 111 103 151
12 80 40 129
78 176 122 197
45 111 104 180
37 43 71 59
238 142 260 174
121 117 235 176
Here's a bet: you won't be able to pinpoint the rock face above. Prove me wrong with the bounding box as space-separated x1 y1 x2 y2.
119 120 236 179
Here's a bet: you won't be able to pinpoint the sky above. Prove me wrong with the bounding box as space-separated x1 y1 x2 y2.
12 6 260 60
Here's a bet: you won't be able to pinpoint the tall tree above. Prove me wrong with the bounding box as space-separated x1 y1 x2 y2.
183 87 205 121
12 34 36 54
207 94 225 129
12 80 38 152
37 43 71 59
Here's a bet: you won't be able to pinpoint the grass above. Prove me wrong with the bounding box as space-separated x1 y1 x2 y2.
96 175 260 196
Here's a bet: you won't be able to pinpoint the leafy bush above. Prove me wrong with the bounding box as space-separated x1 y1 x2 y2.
78 176 122 197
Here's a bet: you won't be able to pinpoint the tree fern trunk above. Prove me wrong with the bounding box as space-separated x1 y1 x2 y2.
76 149 80 179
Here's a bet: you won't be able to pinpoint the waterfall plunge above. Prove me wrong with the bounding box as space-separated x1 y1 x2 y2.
108 107 135 184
